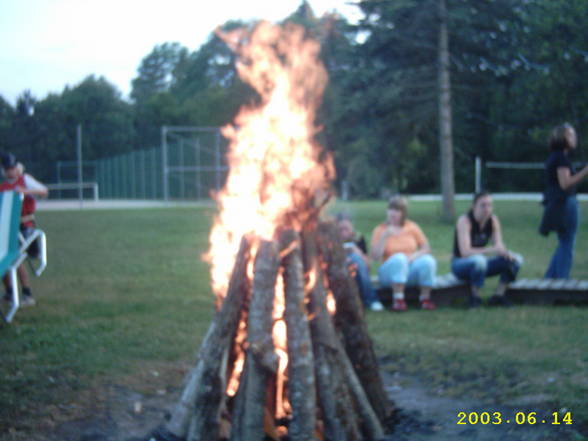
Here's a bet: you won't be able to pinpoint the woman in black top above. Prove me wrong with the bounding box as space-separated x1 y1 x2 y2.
540 123 588 278
452 192 523 307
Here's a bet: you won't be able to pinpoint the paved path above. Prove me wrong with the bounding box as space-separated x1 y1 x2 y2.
37 199 213 211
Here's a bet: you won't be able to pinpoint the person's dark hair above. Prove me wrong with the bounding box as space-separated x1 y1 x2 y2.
472 191 491 206
549 123 574 151
1 152 17 169
388 195 408 225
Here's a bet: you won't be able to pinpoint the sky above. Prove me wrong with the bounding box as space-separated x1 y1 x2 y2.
0 0 361 106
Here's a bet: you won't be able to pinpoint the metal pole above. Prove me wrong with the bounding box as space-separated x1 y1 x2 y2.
179 138 185 199
56 162 61 199
77 124 83 208
475 156 481 193
161 126 169 201
152 147 157 199
131 153 134 198
141 149 146 199
108 158 113 198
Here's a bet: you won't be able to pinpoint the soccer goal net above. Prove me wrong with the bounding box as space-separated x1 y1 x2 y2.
91 126 228 200
478 159 588 196
45 182 99 201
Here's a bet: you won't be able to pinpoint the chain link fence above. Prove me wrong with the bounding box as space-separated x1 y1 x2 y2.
53 127 228 200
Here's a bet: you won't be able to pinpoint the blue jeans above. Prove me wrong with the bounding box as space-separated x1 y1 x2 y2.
451 254 521 288
545 196 578 279
378 253 437 288
347 252 378 306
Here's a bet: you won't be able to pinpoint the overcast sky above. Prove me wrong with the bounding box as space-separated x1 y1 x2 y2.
0 0 361 106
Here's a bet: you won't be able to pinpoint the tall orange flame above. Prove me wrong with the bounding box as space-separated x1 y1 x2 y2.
205 21 334 303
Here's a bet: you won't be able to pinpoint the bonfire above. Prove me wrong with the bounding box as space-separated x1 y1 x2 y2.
147 21 395 441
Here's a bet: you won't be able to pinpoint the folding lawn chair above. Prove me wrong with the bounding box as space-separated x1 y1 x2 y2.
0 190 47 323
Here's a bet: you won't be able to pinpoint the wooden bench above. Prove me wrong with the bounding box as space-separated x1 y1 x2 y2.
371 273 472 308
505 278 588 305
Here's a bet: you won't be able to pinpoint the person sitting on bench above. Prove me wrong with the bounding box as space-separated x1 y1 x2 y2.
452 191 523 307
336 213 384 311
1 153 48 306
370 196 437 311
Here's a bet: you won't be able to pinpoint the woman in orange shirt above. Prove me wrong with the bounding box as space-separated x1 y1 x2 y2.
370 196 437 311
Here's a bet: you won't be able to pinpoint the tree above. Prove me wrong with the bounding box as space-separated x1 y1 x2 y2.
353 0 528 205
10 90 39 167
60 75 134 159
438 0 455 220
0 95 15 152
131 42 189 105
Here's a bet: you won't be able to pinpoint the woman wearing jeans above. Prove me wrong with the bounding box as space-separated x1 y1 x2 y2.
452 192 523 307
370 196 437 311
337 214 384 311
539 123 588 278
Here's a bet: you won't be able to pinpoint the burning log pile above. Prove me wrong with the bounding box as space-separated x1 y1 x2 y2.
144 21 395 441
150 224 395 441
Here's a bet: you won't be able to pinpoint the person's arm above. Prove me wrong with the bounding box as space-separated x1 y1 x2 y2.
352 235 371 266
370 225 390 262
350 242 371 266
18 174 48 198
557 165 588 191
407 224 431 262
456 215 501 257
490 215 510 258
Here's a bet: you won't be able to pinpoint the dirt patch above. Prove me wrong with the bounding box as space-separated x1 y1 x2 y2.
19 366 586 441
381 371 581 441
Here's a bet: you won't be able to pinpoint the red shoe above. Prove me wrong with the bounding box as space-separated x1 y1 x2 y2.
392 298 408 311
420 299 436 310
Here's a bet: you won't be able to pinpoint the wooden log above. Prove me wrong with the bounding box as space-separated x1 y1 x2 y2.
316 221 395 426
302 232 361 441
157 236 251 441
334 336 385 440
230 240 280 441
303 232 384 440
281 230 317 441
228 359 250 441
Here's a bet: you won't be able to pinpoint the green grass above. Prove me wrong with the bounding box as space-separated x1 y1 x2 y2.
335 199 588 434
0 200 587 438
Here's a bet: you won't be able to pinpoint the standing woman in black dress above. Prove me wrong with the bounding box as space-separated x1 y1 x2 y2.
540 123 588 278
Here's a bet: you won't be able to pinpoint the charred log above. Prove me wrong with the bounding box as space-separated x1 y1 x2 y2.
302 232 361 441
231 240 280 441
160 236 251 441
316 221 395 426
281 230 317 441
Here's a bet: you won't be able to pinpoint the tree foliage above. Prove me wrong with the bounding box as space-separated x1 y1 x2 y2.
1 0 587 196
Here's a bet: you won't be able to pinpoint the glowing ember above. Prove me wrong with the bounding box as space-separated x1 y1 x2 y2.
205 21 334 303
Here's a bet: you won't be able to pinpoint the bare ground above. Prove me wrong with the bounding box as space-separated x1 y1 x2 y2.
30 365 583 441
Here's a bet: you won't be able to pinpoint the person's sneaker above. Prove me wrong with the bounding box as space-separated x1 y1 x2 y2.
392 298 408 311
469 295 483 308
420 299 436 310
488 294 512 307
369 301 384 311
20 295 36 307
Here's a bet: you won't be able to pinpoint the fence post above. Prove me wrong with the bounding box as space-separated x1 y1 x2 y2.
161 126 169 201
475 156 481 193
77 124 83 208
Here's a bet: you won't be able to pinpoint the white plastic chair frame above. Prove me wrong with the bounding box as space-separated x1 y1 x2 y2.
4 231 47 323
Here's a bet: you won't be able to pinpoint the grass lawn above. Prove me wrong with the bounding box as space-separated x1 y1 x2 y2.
1 200 587 439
